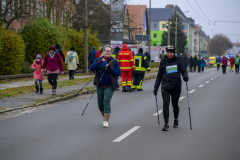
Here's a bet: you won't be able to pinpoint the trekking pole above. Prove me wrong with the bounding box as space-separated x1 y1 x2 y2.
74 67 105 97
155 95 160 125
186 82 192 130
82 60 113 116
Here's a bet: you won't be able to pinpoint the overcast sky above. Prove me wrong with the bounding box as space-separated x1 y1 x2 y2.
127 0 240 43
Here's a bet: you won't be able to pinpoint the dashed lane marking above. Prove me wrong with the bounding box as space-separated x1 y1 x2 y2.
210 78 214 80
179 96 185 101
19 109 37 115
198 85 204 88
112 126 141 142
214 76 217 78
189 89 196 93
205 81 210 83
153 109 162 116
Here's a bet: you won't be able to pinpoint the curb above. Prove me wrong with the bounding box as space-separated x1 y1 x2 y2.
0 75 157 114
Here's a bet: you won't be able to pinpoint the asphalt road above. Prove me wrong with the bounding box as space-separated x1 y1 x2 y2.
0 68 240 160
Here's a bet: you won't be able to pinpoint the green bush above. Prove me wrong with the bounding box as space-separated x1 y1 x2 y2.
0 28 26 75
64 28 100 69
20 18 62 63
21 61 34 74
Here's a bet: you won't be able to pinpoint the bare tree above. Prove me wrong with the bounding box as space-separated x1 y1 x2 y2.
209 34 232 56
0 0 32 29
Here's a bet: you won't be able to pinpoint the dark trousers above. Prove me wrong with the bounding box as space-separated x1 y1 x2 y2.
132 72 145 89
198 66 201 73
97 86 114 113
202 67 204 72
161 85 181 124
69 70 76 79
235 64 239 73
217 64 220 71
47 73 58 89
222 65 226 74
193 65 196 72
190 67 192 72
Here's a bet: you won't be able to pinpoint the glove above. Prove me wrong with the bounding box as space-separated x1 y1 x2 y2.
183 76 189 82
153 88 158 95
107 65 112 70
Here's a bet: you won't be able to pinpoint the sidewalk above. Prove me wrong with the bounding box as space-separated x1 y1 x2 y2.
0 72 158 111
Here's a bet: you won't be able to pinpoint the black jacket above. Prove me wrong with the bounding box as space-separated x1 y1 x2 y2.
112 50 119 59
154 56 188 90
133 52 150 74
193 56 198 66
55 44 65 62
189 56 193 68
145 52 151 62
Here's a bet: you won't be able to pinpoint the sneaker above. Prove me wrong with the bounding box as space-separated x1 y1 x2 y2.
103 121 109 128
173 120 179 128
137 89 144 91
52 89 56 95
162 124 169 131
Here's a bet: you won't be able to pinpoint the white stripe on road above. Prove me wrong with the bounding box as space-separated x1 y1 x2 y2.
210 78 214 80
218 75 221 76
189 89 196 93
179 96 185 101
19 109 37 115
198 85 204 88
205 81 210 83
214 76 217 78
112 126 141 142
153 109 162 116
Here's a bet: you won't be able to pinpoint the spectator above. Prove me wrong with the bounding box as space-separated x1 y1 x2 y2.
65 47 79 80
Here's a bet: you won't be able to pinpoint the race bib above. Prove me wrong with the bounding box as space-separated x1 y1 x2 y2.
166 65 178 74
236 59 239 62
217 62 220 64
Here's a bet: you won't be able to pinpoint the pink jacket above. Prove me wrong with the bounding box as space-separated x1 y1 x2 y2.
221 57 228 65
42 52 64 71
31 61 44 80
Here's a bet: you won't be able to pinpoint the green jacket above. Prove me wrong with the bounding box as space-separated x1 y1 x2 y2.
234 57 240 65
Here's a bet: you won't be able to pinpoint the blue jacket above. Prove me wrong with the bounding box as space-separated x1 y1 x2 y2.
200 59 206 67
90 57 121 86
89 49 97 63
216 58 221 64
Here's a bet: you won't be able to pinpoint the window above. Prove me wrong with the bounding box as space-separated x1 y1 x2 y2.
154 43 157 46
154 34 157 38
154 23 157 28
162 23 166 28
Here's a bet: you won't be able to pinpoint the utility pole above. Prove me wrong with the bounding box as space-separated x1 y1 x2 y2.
175 5 177 53
137 4 139 49
207 35 210 63
84 0 88 73
148 0 151 61
167 20 170 46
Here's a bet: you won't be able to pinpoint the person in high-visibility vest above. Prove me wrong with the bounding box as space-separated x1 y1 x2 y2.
117 44 136 92
132 48 150 91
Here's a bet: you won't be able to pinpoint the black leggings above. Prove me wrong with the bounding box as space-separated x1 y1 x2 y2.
235 64 239 73
161 85 181 124
47 73 58 89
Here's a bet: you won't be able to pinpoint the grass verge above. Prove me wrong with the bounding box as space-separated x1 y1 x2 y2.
0 77 93 99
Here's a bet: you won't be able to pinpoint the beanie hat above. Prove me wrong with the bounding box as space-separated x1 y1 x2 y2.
55 43 61 49
70 47 75 51
49 45 56 51
36 53 42 59
139 48 143 53
115 47 120 51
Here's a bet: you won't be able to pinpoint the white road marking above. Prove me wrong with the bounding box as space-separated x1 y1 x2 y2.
214 76 217 78
210 78 214 80
189 89 196 93
205 81 210 83
112 126 141 142
179 96 185 101
153 109 162 116
218 75 221 76
198 85 204 88
19 109 37 115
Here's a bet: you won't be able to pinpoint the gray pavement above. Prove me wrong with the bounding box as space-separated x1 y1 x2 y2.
1 68 239 160
0 72 157 109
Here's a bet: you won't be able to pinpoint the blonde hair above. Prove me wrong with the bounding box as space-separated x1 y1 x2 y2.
104 45 112 52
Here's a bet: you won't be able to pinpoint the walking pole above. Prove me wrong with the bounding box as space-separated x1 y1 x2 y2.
82 60 113 116
186 82 192 130
74 67 105 97
155 95 160 125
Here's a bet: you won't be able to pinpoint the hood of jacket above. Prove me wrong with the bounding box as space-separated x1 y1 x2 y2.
55 44 61 49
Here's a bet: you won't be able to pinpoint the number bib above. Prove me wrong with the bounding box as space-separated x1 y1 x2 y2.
166 65 178 74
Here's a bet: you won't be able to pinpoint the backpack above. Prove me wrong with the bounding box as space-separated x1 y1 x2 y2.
68 52 74 62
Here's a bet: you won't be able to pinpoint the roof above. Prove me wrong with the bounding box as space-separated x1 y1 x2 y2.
146 8 174 21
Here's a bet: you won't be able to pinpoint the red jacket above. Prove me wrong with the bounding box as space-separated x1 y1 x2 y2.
117 46 135 71
42 52 64 71
229 57 234 64
95 50 101 59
